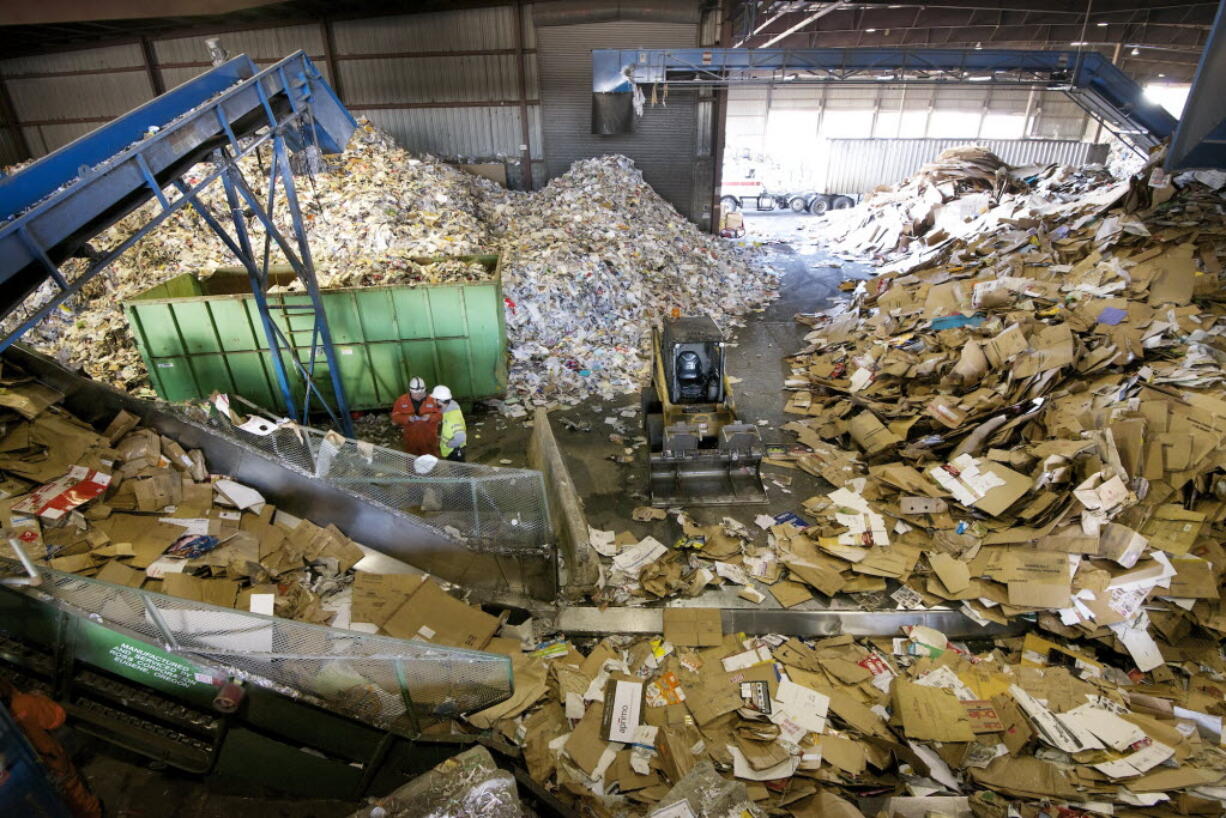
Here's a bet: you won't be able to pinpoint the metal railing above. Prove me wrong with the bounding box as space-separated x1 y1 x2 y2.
171 397 552 557
7 562 513 729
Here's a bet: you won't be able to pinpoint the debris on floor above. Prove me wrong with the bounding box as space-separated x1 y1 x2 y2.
771 148 1225 675
348 745 524 818
0 372 419 628
6 120 776 409
462 616 1226 816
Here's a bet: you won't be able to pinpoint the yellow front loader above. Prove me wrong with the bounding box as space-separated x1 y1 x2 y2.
641 316 767 507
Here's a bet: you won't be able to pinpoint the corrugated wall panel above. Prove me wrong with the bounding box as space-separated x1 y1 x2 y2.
334 7 519 53
354 106 528 160
819 138 1106 194
7 72 150 122
536 20 701 223
528 103 544 160
155 25 324 64
158 62 333 92
0 5 543 178
21 122 97 157
0 43 142 75
0 129 22 166
340 55 523 104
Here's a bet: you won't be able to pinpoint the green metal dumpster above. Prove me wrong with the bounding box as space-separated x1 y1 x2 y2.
123 255 507 413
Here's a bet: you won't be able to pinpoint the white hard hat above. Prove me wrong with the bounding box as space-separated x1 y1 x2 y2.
409 376 426 392
413 454 438 475
431 385 452 402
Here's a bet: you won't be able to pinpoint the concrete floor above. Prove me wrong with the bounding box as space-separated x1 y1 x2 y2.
80 744 359 817
468 210 873 608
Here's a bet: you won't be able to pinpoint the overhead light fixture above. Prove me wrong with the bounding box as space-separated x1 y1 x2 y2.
1097 21 1109 27
1131 47 1140 56
967 75 993 82
865 28 876 32
974 41 983 50
1070 41 1089 47
1158 73 1166 78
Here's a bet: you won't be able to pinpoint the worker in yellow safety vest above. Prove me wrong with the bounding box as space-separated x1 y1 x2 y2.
433 385 467 462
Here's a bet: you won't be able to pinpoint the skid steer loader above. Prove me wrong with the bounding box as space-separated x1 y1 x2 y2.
641 316 767 507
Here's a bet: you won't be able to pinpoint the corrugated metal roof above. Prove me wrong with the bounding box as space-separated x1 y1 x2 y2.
0 43 142 75
334 6 518 53
155 25 323 64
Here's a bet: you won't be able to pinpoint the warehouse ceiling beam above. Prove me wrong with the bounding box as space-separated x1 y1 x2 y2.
593 47 1177 154
733 1 810 47
728 0 1217 79
758 1 853 48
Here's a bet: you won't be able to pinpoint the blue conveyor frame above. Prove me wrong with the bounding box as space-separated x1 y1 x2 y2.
592 47 1177 154
1167 0 1226 171
0 51 356 435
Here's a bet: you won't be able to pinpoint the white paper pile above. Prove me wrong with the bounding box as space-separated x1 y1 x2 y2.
5 120 776 406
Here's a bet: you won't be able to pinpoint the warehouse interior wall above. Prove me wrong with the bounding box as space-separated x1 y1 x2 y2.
534 4 708 228
723 83 1102 192
0 5 546 189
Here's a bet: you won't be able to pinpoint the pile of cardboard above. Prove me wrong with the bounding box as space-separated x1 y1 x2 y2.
820 147 1116 266
0 376 386 624
774 152 1225 670
459 615 1226 816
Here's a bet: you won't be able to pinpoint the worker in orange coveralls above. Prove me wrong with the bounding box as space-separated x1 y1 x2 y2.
0 679 102 818
390 376 443 457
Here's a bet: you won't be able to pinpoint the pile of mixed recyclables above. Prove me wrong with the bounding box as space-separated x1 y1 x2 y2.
4 119 775 410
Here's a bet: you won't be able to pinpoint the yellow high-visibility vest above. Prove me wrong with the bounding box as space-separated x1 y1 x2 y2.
439 401 466 457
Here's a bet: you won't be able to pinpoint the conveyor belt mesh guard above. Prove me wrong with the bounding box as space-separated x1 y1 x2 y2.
175 401 552 557
12 563 513 727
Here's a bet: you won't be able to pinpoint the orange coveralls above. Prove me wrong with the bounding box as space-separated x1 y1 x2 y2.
390 393 443 457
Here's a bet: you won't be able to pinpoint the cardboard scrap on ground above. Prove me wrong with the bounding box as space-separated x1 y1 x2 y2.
770 145 1226 678
476 619 1226 817
0 375 439 641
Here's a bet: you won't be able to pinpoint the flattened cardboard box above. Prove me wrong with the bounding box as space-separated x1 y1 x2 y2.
894 678 975 742
602 675 644 743
564 700 609 778
381 579 499 650
351 572 427 627
662 607 723 647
